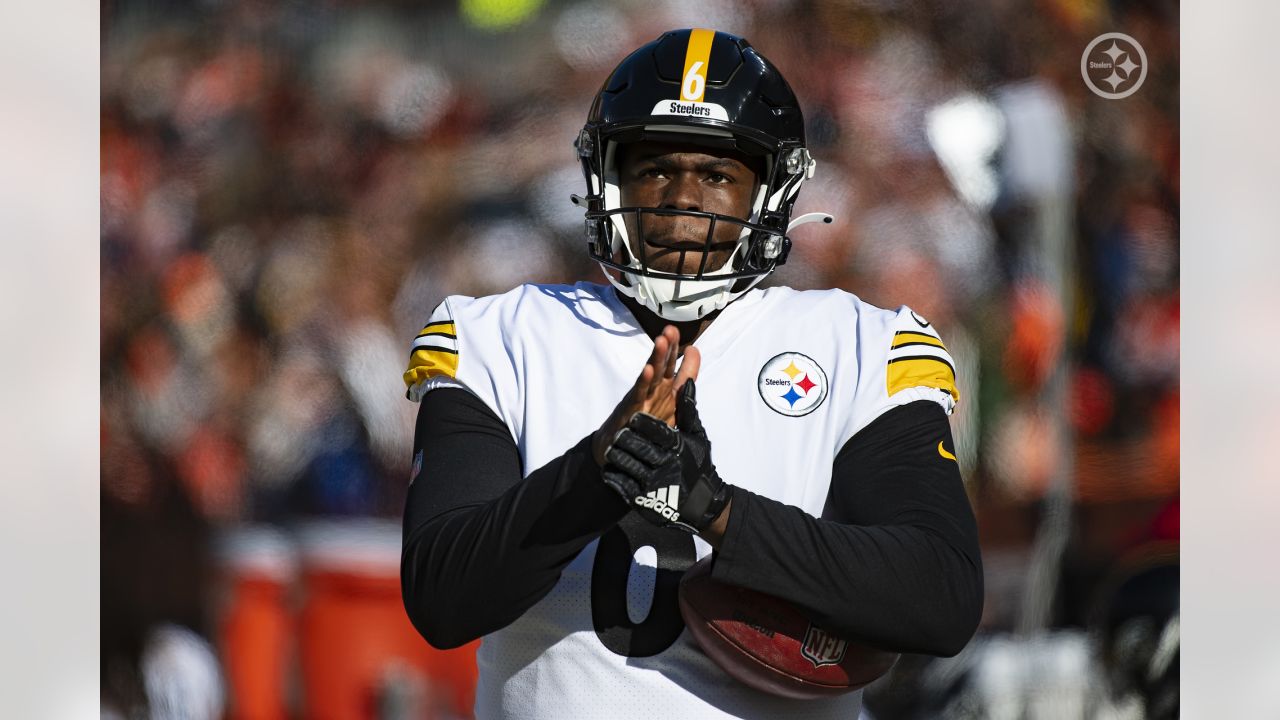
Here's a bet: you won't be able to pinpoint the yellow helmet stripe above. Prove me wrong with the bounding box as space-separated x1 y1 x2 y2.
680 28 716 102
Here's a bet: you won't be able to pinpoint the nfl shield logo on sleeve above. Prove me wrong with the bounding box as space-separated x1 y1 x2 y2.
409 449 423 486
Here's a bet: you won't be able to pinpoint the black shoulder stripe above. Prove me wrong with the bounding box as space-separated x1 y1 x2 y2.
887 353 956 375
408 344 460 359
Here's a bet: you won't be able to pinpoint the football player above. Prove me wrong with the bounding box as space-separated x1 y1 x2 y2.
401 29 982 719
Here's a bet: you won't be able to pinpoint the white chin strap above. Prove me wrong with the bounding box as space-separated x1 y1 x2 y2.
602 211 835 322
592 135 831 321
603 246 746 322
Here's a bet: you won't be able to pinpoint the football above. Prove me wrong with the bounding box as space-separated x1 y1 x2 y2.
678 555 900 699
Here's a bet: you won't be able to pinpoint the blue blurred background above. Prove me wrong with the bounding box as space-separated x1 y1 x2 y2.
100 0 1179 717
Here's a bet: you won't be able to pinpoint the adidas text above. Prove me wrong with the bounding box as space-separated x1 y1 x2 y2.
635 486 681 521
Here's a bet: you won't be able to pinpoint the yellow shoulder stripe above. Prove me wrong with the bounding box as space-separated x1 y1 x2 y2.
417 321 456 338
891 331 946 350
403 346 459 388
887 355 959 402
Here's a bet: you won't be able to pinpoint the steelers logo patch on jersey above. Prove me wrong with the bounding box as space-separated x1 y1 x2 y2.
757 352 828 417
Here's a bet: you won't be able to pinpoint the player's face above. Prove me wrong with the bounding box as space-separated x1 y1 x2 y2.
616 141 758 275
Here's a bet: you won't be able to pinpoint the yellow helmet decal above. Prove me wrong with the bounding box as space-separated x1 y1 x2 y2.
680 29 716 102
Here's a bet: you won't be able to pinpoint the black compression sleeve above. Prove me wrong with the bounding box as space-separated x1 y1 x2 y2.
710 400 983 656
400 388 629 649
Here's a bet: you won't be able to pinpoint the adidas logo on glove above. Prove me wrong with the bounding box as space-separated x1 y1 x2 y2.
635 485 682 521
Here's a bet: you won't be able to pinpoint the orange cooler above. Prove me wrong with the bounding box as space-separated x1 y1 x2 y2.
297 520 479 719
215 525 298 720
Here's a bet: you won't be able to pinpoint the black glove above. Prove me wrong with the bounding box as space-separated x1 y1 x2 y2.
601 380 731 533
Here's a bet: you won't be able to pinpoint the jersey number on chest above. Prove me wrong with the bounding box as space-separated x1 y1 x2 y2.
590 513 697 657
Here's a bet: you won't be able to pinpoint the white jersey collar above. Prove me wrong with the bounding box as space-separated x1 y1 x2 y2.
599 282 765 360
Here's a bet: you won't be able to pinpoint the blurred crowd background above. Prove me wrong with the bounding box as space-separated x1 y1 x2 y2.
100 0 1179 717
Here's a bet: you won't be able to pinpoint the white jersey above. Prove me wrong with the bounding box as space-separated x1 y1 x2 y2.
403 282 958 720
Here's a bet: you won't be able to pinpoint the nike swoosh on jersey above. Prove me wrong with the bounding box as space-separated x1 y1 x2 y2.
937 441 956 462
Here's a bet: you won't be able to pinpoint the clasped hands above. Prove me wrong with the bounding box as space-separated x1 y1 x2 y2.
592 327 730 534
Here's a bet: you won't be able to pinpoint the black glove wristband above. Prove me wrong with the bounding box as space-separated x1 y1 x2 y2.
599 381 730 533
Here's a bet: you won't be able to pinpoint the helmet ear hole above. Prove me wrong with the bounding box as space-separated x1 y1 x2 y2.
762 235 783 261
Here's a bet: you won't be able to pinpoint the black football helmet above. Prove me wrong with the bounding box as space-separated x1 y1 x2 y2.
573 28 830 321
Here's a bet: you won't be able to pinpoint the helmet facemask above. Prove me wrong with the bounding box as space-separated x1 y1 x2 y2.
576 127 817 321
